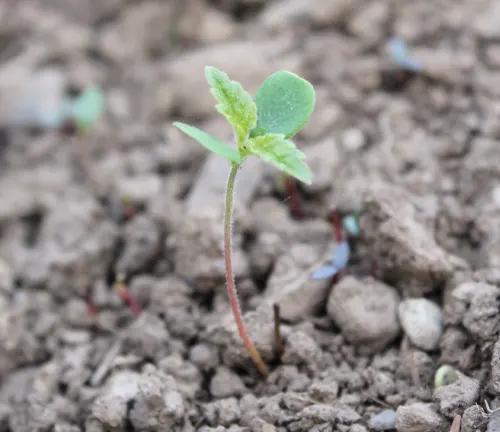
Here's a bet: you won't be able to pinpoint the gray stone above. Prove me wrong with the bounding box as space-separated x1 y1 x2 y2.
433 372 480 417
327 276 400 353
209 366 247 398
395 403 448 432
398 298 443 351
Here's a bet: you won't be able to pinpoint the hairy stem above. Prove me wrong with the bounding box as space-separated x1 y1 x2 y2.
224 163 269 377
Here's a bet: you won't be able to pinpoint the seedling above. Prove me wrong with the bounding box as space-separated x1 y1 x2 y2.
312 209 350 280
434 364 458 388
174 66 315 376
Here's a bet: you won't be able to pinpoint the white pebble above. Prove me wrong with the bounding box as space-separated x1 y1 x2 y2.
398 298 443 351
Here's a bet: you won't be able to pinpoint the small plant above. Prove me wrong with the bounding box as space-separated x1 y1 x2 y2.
173 66 315 376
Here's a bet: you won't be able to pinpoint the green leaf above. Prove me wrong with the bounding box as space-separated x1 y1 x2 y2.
71 86 105 131
246 133 312 184
205 66 257 147
173 122 242 164
250 71 315 139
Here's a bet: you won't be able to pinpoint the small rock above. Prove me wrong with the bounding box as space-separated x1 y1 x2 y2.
204 397 241 427
433 371 480 417
115 175 161 206
87 371 140 430
341 128 366 152
204 306 275 370
489 410 500 432
395 403 448 432
327 276 400 353
264 242 336 322
299 403 360 424
359 183 466 297
189 343 220 372
303 138 341 193
210 366 247 398
369 409 396 431
282 330 322 369
173 208 250 293
0 259 13 294
129 366 187 431
116 215 161 275
398 298 443 351
473 1 500 40
198 7 236 44
121 313 170 361
461 404 488 432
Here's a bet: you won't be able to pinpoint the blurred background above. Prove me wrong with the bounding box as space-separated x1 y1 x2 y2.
1 0 500 430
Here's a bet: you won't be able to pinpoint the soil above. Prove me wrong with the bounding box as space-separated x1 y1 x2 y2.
1 0 500 431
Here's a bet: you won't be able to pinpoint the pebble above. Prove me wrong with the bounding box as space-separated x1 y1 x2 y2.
369 409 396 431
398 298 443 351
489 410 500 432
327 276 400 353
395 403 448 432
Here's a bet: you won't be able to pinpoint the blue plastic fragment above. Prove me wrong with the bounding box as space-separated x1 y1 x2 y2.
312 264 339 280
332 240 350 269
343 215 360 236
312 241 351 280
387 37 424 72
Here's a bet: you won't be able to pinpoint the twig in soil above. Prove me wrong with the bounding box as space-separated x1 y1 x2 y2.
362 392 393 409
483 400 500 416
449 414 461 432
284 176 303 219
114 275 142 315
273 303 284 360
90 340 122 386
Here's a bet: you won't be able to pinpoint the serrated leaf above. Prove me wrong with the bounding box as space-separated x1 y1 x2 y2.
246 133 312 184
204 66 257 146
71 86 105 130
173 122 242 164
250 71 315 139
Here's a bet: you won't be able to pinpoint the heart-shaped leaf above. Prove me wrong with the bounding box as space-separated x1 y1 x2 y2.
173 122 242 164
250 71 315 139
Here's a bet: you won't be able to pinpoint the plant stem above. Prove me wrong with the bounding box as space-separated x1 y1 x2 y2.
224 163 269 377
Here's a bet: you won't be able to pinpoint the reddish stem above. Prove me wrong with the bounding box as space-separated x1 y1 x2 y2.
331 209 343 242
225 164 269 377
86 296 97 316
285 177 302 219
115 281 142 315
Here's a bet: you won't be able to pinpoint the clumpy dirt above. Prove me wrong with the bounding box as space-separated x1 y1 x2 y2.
2 0 500 431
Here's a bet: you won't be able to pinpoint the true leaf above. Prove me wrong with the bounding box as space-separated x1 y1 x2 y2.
205 66 257 146
246 133 312 184
173 122 242 164
71 86 105 130
250 71 315 139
